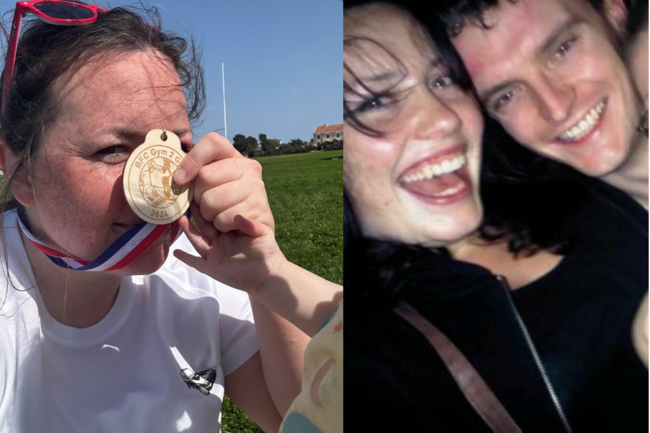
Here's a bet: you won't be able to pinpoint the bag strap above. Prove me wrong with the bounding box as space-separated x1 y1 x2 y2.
394 301 522 433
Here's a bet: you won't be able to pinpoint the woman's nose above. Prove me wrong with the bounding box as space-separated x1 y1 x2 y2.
410 88 462 140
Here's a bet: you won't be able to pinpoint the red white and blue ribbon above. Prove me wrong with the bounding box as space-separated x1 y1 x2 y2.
17 206 184 272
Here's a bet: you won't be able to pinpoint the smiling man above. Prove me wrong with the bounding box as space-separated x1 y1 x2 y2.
443 0 647 206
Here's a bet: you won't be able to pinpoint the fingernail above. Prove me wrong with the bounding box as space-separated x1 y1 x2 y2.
175 168 186 183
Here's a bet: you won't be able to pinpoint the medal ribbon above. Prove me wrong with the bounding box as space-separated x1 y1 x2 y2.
16 205 183 272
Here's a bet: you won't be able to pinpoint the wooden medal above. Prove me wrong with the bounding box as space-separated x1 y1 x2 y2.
123 129 193 225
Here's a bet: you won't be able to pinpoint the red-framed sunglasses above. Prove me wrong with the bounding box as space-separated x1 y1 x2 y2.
2 1 108 115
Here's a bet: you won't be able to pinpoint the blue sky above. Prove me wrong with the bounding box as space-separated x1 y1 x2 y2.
0 0 342 144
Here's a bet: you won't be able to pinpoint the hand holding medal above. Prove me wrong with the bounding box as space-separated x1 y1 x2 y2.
166 132 281 293
123 129 193 224
172 132 275 233
123 129 274 232
117 128 281 290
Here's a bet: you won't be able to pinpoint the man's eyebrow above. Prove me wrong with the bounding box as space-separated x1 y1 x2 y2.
539 16 582 55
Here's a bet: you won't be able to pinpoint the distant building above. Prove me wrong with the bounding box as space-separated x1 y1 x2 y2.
312 124 343 146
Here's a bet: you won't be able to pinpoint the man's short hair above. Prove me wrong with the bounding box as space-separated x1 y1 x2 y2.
442 0 618 37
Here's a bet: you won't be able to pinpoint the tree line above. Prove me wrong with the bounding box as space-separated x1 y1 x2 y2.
232 133 342 157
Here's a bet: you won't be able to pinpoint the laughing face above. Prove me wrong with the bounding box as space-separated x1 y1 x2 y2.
452 0 642 177
344 4 484 247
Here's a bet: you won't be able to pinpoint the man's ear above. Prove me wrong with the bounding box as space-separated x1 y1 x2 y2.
602 0 629 37
0 138 35 207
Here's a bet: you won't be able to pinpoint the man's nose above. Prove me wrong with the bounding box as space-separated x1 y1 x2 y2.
534 74 575 124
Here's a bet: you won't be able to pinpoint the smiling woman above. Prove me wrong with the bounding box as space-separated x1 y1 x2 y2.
0 2 309 432
343 4 484 247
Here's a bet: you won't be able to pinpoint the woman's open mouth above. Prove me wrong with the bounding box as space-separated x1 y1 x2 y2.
399 147 472 204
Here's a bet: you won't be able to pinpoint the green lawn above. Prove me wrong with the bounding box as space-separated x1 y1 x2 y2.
222 150 343 432
258 150 343 284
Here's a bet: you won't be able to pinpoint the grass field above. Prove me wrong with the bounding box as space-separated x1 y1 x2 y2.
258 150 343 284
222 150 343 432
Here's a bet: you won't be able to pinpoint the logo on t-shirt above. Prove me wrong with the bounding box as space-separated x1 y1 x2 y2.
180 367 217 396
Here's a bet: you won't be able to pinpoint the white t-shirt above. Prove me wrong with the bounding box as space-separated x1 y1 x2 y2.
0 210 259 433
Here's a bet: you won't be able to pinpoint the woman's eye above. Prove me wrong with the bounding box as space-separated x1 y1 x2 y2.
96 145 129 162
356 94 392 113
430 75 456 90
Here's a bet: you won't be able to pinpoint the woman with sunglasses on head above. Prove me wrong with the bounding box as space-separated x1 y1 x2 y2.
0 2 312 432
344 0 647 431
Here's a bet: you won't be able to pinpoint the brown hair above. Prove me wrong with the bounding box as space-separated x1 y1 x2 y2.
1 2 205 210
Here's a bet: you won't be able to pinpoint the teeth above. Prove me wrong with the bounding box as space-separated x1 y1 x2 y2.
436 182 465 197
402 153 467 183
559 101 606 141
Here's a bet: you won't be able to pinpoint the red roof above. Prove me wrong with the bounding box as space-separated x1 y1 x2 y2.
314 124 343 133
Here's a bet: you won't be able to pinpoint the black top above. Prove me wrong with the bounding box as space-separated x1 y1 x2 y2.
345 174 648 432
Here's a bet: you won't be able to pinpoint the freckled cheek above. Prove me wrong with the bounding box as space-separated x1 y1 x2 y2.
44 163 126 218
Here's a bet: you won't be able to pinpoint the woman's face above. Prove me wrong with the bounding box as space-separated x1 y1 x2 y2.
344 5 484 247
23 50 193 275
